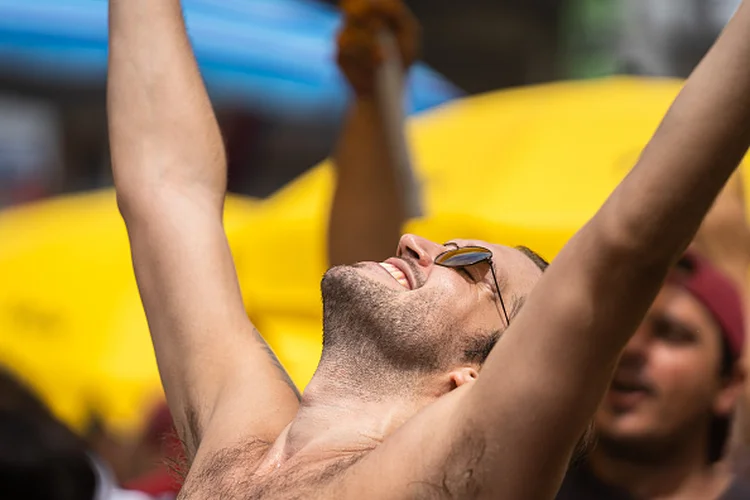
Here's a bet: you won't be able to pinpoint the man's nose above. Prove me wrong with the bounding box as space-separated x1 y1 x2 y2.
396 234 442 266
619 324 650 367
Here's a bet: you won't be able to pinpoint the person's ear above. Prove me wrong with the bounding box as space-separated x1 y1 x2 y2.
713 363 745 417
449 367 478 389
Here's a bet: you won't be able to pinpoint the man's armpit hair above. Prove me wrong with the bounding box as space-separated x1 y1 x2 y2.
175 405 203 464
177 437 273 497
253 329 302 401
568 420 598 470
409 427 486 499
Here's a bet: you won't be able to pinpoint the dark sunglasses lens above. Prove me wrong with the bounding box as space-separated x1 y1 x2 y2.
436 248 491 267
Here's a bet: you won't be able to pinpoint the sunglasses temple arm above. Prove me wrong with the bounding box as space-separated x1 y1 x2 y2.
489 263 511 327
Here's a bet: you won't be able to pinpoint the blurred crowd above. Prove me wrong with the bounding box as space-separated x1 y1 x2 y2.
3 0 750 499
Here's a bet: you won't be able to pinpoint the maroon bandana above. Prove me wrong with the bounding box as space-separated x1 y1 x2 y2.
670 251 744 359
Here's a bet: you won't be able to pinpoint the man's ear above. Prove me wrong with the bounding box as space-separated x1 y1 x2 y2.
449 367 479 389
714 363 746 417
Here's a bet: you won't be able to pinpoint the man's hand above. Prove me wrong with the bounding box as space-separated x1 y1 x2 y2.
336 0 419 98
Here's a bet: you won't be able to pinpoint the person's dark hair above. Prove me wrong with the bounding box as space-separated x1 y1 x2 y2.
516 246 549 271
708 336 736 463
0 368 96 500
462 330 502 365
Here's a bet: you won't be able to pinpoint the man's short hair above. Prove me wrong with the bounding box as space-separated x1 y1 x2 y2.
516 246 549 272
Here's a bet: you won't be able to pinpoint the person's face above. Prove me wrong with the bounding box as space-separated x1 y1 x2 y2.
595 283 741 450
320 234 543 372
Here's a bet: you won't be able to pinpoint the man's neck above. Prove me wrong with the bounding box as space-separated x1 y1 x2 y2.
255 373 444 474
589 437 731 499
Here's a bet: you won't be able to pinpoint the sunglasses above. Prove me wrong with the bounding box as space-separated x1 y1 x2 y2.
434 245 510 327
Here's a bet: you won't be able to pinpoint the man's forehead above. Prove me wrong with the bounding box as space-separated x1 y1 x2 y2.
650 285 726 340
657 284 713 321
446 238 519 260
445 237 499 249
442 238 543 285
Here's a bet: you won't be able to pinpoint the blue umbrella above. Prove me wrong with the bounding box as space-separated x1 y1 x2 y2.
0 0 461 117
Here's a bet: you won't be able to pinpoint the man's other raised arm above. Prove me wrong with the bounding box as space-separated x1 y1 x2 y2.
333 8 750 498
465 3 750 496
328 0 419 266
107 0 299 462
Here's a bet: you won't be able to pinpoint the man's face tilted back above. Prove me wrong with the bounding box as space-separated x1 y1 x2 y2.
595 254 745 462
317 234 545 388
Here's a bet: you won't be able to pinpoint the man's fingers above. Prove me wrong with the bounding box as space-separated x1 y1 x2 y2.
337 27 382 64
340 0 416 36
339 0 420 68
340 0 377 28
377 0 417 34
337 26 383 94
337 0 418 94
377 0 420 66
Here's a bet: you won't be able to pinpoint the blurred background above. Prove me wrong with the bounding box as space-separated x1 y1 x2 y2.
0 0 744 497
0 0 740 206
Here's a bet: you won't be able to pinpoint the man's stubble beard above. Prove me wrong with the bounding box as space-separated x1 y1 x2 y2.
594 409 713 465
319 265 459 379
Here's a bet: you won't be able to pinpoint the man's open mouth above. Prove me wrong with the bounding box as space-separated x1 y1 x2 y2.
378 262 411 290
610 376 652 395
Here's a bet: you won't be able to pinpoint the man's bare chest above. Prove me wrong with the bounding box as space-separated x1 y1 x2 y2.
178 444 368 500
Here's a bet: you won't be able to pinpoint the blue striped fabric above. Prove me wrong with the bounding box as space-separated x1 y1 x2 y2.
0 0 461 117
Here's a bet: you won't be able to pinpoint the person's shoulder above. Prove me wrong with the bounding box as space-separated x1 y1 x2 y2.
555 461 633 500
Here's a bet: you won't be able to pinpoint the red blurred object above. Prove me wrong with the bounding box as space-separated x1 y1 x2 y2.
124 403 182 497
126 467 181 498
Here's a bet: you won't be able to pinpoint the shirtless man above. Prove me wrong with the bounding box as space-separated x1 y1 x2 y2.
108 0 750 498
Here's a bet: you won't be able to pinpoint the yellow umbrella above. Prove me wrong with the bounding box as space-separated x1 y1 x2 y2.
0 191 259 436
1 76 742 436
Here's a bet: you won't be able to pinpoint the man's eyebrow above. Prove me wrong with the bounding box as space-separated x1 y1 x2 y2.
655 312 700 337
443 241 460 249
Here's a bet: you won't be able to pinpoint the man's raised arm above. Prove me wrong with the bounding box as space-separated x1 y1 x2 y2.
107 0 299 463
468 2 750 496
337 3 750 498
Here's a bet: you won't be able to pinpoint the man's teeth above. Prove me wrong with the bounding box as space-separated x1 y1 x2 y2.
379 262 409 289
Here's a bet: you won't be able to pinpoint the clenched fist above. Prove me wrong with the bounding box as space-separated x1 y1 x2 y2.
337 0 420 97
